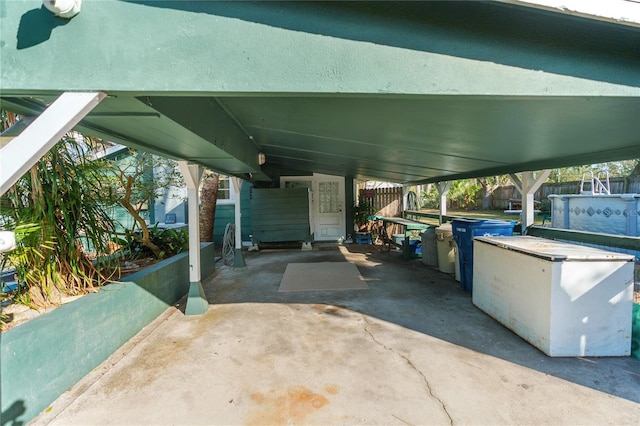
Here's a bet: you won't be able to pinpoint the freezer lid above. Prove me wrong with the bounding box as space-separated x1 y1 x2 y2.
474 236 635 262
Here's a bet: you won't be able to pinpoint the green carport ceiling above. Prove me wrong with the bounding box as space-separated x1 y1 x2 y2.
1 1 639 184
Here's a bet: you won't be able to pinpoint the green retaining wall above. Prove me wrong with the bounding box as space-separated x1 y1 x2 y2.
0 243 215 424
633 303 640 360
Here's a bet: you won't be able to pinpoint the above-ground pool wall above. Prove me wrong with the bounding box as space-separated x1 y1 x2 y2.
549 194 640 236
549 194 640 259
0 243 216 425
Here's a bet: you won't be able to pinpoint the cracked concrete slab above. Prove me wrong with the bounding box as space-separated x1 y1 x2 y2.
32 245 640 425
363 315 454 426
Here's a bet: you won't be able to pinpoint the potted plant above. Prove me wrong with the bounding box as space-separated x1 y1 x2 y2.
352 201 375 243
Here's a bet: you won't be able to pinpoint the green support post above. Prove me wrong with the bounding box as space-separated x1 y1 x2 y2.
185 281 208 315
233 248 246 267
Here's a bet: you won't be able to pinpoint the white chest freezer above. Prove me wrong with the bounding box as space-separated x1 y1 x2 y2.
472 236 634 357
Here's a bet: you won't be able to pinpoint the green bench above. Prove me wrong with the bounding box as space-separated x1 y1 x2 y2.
373 216 432 260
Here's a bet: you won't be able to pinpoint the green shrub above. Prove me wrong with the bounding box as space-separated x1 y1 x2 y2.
113 225 188 260
0 137 119 307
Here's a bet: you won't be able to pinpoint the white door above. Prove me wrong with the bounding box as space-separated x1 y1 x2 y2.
314 175 345 241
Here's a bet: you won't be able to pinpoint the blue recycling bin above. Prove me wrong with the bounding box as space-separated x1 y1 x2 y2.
409 239 422 254
451 219 516 292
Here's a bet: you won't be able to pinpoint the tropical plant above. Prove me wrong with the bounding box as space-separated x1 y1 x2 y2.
0 132 119 307
548 160 639 183
421 185 440 209
448 179 482 209
353 200 374 231
419 160 640 212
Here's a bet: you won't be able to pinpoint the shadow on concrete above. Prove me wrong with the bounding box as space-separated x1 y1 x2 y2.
202 244 640 403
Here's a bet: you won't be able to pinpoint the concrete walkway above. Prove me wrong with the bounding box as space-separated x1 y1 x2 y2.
33 245 639 425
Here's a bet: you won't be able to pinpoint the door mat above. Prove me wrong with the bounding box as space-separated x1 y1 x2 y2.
278 262 369 292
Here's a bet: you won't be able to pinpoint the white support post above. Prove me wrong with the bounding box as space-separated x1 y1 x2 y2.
178 161 208 315
0 92 106 196
508 173 523 195
231 177 246 267
402 185 410 216
522 172 535 231
436 181 452 224
509 170 551 230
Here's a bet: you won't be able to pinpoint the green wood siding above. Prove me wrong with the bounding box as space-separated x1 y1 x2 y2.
212 184 252 243
250 188 311 243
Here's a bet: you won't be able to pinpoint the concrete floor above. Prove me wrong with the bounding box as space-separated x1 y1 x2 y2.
33 244 640 425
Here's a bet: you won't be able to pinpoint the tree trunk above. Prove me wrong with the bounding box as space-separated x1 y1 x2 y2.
119 198 162 257
119 175 162 257
199 170 219 242
478 177 500 210
481 190 492 210
628 161 640 181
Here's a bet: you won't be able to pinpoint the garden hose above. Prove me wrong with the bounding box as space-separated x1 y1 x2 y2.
407 191 419 211
222 223 235 266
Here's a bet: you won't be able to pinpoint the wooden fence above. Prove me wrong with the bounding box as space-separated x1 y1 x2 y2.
492 186 519 209
538 178 640 198
359 187 403 217
359 178 640 212
492 177 640 209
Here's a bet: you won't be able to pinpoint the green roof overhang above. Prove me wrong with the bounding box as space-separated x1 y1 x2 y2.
1 1 639 183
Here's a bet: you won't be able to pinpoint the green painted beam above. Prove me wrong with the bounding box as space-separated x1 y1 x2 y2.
1 1 638 96
0 95 272 180
143 96 261 172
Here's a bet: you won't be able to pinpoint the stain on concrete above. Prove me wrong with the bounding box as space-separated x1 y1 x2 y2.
247 386 329 425
325 384 339 395
250 392 266 404
312 303 349 317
